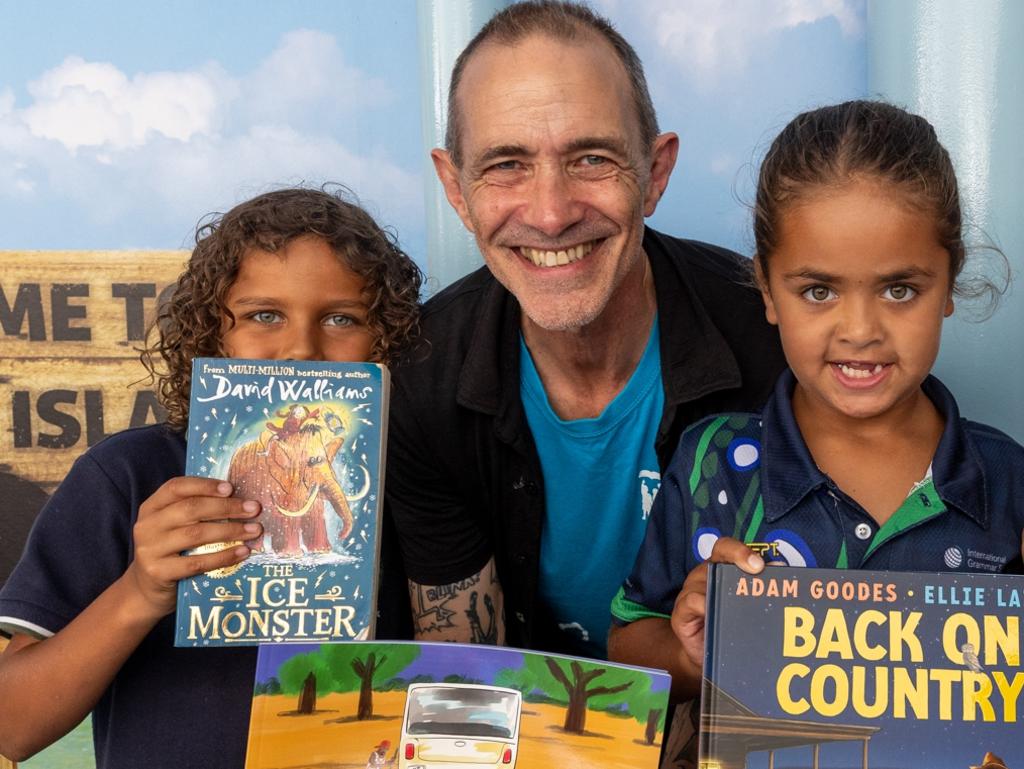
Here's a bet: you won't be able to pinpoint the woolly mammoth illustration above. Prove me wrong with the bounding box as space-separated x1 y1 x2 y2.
228 418 369 556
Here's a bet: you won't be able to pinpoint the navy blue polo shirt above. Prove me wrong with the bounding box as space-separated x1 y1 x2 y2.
612 370 1024 623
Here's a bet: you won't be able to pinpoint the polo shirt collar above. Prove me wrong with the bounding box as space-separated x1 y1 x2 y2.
455 226 745 419
760 370 989 527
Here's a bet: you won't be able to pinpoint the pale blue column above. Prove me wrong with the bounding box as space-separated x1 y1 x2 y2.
869 0 1024 440
417 0 510 293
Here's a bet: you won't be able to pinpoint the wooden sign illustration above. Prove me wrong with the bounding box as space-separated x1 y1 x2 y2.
0 250 186 580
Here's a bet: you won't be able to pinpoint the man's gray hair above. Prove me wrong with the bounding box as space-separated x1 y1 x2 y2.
445 0 660 166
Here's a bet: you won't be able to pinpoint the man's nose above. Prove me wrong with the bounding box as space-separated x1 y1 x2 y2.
519 165 584 238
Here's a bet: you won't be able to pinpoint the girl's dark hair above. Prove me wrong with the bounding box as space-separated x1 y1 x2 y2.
754 100 1004 304
142 186 423 429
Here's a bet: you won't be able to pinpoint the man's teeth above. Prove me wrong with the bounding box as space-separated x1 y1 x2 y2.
838 363 884 379
522 242 594 267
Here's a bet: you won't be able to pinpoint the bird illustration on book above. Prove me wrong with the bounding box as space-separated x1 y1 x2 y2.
961 642 985 673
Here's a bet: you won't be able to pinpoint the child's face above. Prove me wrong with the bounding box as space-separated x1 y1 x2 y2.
759 180 954 426
220 235 375 362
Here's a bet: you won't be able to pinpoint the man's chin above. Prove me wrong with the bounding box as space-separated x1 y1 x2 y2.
519 298 604 333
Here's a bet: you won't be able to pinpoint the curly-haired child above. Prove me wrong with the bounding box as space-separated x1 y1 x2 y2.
0 187 423 768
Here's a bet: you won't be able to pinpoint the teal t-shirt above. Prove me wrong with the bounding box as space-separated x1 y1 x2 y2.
520 318 663 658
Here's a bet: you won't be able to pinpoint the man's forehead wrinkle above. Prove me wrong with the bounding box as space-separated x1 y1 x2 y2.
464 90 629 160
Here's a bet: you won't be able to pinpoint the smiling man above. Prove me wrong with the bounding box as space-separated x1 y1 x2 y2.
384 0 785 658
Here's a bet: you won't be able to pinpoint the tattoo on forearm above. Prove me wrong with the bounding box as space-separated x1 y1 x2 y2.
424 574 480 603
410 560 503 643
410 573 481 635
466 592 498 644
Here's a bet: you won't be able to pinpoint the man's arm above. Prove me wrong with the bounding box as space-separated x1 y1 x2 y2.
407 557 505 644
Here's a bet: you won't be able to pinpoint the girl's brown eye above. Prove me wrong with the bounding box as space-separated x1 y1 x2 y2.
804 285 834 302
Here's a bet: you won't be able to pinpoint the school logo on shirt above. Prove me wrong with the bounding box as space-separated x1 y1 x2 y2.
943 546 964 569
638 469 660 520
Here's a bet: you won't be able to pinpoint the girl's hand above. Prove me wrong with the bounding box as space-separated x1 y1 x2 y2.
670 536 765 668
125 477 262 618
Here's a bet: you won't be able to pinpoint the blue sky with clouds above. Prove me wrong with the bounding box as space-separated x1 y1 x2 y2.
1 0 865 271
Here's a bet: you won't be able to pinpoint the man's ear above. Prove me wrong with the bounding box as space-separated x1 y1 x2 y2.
431 148 475 234
754 257 779 326
643 132 679 217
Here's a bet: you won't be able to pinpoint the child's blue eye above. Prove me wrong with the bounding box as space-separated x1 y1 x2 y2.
802 285 836 303
324 314 356 327
251 311 281 323
884 284 917 302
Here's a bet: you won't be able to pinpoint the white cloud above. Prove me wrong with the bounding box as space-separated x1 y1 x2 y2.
21 56 226 151
607 0 863 84
0 30 419 243
240 29 391 127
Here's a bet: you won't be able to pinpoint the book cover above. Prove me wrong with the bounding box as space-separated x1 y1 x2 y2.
245 640 671 768
174 357 388 646
700 564 1024 769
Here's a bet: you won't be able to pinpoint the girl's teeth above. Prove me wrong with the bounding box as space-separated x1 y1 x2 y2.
839 363 884 379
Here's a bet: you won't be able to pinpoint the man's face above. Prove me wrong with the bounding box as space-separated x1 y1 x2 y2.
434 33 676 332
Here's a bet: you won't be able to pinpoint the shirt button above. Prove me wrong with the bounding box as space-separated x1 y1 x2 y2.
854 522 872 540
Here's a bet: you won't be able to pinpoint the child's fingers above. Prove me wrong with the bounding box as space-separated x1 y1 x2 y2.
671 587 708 666
151 519 263 561
139 476 235 515
132 521 261 586
671 588 707 633
708 535 764 573
671 564 708 631
138 486 260 532
168 542 255 583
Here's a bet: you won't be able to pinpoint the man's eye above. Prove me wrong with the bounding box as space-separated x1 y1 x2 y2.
251 311 281 323
580 155 606 166
802 285 835 303
885 284 917 302
491 160 520 171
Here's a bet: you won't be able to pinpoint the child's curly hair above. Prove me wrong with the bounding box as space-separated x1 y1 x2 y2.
142 186 423 430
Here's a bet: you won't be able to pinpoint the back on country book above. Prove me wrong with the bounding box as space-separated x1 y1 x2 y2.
700 564 1024 769
173 357 389 647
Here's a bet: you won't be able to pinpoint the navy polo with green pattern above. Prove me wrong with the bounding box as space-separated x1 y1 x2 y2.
611 369 1024 625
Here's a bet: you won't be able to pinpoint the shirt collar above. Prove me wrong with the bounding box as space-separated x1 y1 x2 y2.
760 370 989 527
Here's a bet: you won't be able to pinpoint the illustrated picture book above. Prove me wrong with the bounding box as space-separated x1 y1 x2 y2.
174 357 389 646
700 564 1024 769
245 640 671 769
